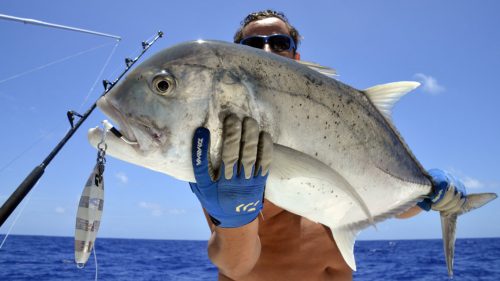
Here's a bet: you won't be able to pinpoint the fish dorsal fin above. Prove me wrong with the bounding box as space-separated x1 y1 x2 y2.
297 60 338 77
364 81 420 119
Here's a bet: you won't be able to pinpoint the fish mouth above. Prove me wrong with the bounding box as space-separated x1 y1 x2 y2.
97 96 169 153
97 95 138 144
130 120 166 147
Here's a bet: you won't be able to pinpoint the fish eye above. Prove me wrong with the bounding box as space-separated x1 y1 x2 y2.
151 72 176 96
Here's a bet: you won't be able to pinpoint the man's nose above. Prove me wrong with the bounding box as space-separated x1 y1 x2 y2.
263 43 272 53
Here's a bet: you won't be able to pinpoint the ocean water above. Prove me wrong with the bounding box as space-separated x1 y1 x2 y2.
0 235 498 280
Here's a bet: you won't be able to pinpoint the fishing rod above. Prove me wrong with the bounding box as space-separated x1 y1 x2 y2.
0 31 164 227
0 13 121 40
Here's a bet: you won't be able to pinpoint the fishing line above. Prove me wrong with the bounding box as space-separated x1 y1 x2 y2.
93 246 98 281
0 121 75 176
144 33 158 45
0 183 35 250
0 30 163 232
0 41 116 85
0 132 49 175
0 41 119 175
78 41 120 111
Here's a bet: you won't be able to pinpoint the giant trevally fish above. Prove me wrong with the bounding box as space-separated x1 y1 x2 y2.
87 40 496 275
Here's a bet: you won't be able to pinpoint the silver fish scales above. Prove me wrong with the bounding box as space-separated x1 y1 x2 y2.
88 40 496 275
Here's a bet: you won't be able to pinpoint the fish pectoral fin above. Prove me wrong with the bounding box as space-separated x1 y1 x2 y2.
296 60 338 78
270 144 374 225
363 81 420 119
440 192 497 277
331 226 359 271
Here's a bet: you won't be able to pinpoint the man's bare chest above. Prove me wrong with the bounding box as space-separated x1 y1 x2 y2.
253 212 349 277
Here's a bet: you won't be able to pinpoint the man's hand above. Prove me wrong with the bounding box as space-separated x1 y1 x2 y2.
190 115 272 228
418 169 467 215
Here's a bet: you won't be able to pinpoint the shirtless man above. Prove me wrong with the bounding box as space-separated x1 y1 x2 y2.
189 10 466 281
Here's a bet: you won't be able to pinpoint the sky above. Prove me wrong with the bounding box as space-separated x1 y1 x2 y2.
0 1 499 242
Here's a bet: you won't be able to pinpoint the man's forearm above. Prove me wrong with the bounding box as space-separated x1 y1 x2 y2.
208 218 261 279
396 205 422 219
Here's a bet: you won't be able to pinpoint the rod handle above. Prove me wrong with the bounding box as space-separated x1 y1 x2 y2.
0 165 45 227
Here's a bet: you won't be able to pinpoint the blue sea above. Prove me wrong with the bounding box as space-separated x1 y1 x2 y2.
0 235 498 280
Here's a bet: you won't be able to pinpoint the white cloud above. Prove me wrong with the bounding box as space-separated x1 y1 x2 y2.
461 176 484 189
168 208 186 215
55 207 66 214
447 168 485 190
139 201 163 216
413 73 445 94
115 172 129 184
138 201 187 217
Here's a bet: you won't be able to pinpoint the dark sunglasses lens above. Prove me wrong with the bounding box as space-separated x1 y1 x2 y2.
241 37 265 49
269 35 292 52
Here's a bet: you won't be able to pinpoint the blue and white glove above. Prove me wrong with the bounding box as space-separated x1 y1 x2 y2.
418 169 467 215
189 115 273 228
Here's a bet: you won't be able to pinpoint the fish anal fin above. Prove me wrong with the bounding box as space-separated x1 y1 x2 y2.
331 226 358 271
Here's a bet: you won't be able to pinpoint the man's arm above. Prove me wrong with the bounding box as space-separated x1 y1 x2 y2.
207 215 261 278
190 115 272 279
396 205 422 219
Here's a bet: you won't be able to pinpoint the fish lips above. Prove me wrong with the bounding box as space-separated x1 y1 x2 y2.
97 95 167 152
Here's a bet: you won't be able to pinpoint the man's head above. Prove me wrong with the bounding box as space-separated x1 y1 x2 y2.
234 10 301 60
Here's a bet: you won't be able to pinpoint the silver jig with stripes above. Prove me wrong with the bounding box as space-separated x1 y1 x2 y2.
74 121 107 268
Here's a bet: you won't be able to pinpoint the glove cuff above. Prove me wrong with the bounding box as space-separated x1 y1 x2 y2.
417 199 432 211
209 212 260 228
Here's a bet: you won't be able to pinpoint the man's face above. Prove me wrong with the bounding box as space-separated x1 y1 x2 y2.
241 17 297 60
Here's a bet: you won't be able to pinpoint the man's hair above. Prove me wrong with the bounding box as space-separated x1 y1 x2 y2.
233 10 301 50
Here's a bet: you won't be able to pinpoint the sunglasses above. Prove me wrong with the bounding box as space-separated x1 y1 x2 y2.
240 34 296 52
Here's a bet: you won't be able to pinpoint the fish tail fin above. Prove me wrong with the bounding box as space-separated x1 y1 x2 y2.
440 192 497 277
